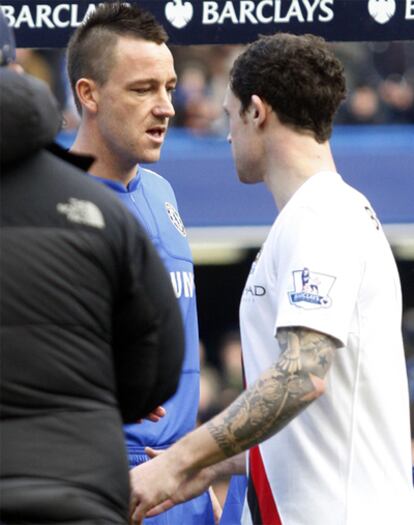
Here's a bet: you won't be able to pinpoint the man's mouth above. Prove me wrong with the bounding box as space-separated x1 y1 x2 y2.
146 126 167 143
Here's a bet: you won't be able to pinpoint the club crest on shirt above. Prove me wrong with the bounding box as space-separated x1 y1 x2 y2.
288 267 335 309
165 202 187 237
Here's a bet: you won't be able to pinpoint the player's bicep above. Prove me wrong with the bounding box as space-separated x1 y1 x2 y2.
276 326 340 382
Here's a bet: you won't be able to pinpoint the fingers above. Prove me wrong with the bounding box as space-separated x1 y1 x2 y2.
146 499 175 517
153 406 166 417
131 499 168 524
145 446 162 458
131 498 174 522
145 406 167 423
129 511 142 525
130 494 173 523
130 503 145 525
145 414 161 423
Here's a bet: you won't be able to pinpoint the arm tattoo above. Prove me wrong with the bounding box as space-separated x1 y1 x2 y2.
207 327 339 457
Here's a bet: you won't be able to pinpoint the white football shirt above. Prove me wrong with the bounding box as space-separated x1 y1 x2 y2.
240 172 414 525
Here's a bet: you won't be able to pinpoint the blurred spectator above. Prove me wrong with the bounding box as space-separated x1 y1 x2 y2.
198 331 244 423
173 63 220 134
336 83 388 124
170 41 414 131
18 41 414 135
15 48 80 130
198 340 223 423
371 42 410 81
218 330 243 407
379 76 414 124
15 49 53 85
333 42 414 125
170 45 242 135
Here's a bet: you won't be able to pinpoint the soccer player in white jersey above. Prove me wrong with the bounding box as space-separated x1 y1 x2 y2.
129 33 414 525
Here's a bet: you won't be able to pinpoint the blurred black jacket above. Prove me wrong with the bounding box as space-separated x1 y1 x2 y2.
0 69 184 524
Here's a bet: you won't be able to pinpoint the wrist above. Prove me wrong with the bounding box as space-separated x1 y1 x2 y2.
172 424 223 476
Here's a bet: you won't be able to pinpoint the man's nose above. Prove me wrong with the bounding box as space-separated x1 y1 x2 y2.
153 93 175 118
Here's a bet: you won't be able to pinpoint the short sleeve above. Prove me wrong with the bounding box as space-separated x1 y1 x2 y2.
274 206 363 345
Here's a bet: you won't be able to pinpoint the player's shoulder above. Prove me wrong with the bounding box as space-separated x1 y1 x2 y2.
139 167 178 209
302 172 368 216
140 167 173 190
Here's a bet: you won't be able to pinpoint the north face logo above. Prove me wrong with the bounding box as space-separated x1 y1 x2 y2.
57 198 105 229
165 0 194 29
368 0 396 24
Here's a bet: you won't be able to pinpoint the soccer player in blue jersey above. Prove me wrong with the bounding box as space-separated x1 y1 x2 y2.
66 4 216 524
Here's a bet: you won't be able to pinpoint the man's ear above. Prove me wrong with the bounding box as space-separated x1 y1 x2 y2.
76 78 99 114
250 94 268 128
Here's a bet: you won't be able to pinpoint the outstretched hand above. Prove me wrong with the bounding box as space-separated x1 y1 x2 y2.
129 446 217 524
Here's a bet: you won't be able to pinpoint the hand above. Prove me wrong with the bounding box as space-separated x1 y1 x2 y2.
145 447 218 517
136 406 166 424
129 447 217 523
129 449 181 524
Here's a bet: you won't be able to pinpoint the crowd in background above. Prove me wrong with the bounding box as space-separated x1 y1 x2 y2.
171 41 414 131
15 41 414 135
14 40 414 490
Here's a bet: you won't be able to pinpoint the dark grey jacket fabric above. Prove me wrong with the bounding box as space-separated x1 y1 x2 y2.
0 69 184 524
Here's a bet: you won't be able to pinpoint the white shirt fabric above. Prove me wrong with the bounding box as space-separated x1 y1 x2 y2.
239 172 414 525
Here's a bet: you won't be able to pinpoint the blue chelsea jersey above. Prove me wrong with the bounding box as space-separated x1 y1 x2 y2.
94 168 200 454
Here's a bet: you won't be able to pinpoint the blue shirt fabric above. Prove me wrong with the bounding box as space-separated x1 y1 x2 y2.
219 475 247 525
94 168 214 524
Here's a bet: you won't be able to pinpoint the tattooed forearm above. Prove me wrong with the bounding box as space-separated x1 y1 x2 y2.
207 327 339 457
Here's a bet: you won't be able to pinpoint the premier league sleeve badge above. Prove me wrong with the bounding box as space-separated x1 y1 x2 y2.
288 267 336 309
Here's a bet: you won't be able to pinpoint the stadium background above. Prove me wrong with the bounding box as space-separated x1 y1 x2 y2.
5 0 414 505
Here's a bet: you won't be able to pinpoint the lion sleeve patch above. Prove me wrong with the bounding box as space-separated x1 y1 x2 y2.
288 267 336 309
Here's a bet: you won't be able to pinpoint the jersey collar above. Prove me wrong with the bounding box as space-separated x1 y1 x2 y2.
86 169 141 193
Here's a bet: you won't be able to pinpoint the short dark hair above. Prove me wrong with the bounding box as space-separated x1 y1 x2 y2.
229 33 346 143
67 2 168 112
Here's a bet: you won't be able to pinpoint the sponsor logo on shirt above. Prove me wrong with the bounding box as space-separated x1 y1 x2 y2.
170 271 195 298
244 284 266 297
57 198 105 229
165 202 187 237
288 267 335 309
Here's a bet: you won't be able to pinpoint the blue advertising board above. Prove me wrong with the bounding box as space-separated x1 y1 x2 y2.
57 125 414 232
2 0 414 48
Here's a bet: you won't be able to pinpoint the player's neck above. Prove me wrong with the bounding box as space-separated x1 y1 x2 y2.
264 135 336 211
71 123 138 187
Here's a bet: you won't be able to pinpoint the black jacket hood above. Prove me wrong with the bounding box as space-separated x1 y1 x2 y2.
0 68 61 166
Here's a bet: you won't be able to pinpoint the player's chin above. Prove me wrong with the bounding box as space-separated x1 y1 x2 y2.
141 148 162 164
238 171 259 185
237 163 263 185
